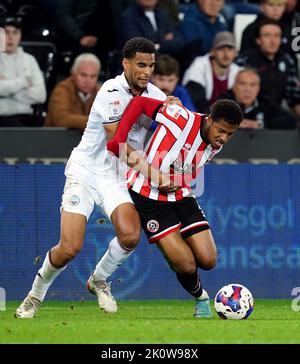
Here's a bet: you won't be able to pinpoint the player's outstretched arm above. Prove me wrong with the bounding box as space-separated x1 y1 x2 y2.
106 96 163 157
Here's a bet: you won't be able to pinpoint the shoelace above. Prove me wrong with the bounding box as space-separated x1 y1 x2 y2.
23 297 41 311
103 282 114 298
92 280 113 297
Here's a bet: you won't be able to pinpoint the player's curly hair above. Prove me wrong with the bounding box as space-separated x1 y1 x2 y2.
123 37 156 59
210 99 243 126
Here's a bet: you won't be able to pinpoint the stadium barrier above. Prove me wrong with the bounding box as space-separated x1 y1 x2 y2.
0 163 298 299
0 128 300 163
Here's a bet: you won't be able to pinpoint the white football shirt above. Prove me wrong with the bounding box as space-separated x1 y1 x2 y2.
70 73 166 173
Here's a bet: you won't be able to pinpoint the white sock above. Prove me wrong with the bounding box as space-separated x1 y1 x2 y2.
196 289 209 301
29 251 67 302
93 237 135 281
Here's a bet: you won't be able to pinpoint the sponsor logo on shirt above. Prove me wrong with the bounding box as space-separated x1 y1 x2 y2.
109 100 121 117
172 158 196 175
108 116 120 121
166 105 181 119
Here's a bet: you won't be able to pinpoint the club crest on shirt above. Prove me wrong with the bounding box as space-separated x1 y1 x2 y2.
147 219 160 233
182 143 191 152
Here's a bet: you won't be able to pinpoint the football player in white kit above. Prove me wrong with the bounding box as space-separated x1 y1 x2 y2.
15 37 171 318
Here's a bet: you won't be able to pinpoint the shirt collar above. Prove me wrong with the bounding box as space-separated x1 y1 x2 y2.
244 99 259 113
120 72 149 95
77 91 91 102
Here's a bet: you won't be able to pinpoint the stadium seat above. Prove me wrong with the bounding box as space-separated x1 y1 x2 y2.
233 13 257 51
16 2 55 42
16 3 36 16
0 4 7 16
18 41 57 122
20 40 57 91
106 50 123 79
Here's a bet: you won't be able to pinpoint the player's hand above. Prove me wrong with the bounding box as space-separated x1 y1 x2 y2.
158 172 180 193
163 96 182 107
239 119 262 129
80 36 98 47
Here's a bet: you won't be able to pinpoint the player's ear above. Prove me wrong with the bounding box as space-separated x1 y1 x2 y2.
122 58 128 71
206 115 213 127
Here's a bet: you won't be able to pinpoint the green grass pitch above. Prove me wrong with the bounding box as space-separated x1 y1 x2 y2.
0 300 299 344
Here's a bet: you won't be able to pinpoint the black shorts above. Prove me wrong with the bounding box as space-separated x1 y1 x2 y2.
129 190 210 243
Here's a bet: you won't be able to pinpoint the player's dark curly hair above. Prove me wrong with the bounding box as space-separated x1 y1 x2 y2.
210 99 243 126
123 37 156 59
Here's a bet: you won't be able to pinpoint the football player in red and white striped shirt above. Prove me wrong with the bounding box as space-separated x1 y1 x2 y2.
107 96 243 317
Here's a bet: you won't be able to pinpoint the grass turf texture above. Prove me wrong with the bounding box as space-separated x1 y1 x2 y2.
0 300 299 344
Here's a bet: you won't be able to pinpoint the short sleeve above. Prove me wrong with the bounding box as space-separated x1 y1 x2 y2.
156 104 189 124
154 104 189 138
92 86 127 125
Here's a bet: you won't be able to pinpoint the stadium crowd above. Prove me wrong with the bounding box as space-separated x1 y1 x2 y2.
1 0 300 130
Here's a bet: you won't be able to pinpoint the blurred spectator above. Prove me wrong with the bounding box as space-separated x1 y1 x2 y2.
282 0 300 22
219 68 297 129
241 0 292 55
180 0 228 57
158 0 182 24
109 1 135 35
55 0 114 68
151 54 196 111
118 0 184 56
236 19 300 120
182 31 240 113
0 16 46 127
222 0 260 31
55 0 98 49
45 53 101 130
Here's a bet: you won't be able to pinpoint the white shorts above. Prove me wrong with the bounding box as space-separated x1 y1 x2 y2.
61 159 133 220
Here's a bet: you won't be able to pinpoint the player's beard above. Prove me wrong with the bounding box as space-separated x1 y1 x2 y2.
133 81 147 94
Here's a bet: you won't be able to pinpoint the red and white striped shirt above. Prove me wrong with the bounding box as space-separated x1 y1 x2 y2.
107 96 222 201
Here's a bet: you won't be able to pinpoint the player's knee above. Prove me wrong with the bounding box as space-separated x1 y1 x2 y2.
175 260 197 275
59 239 82 261
199 255 217 271
63 245 81 261
117 226 141 250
